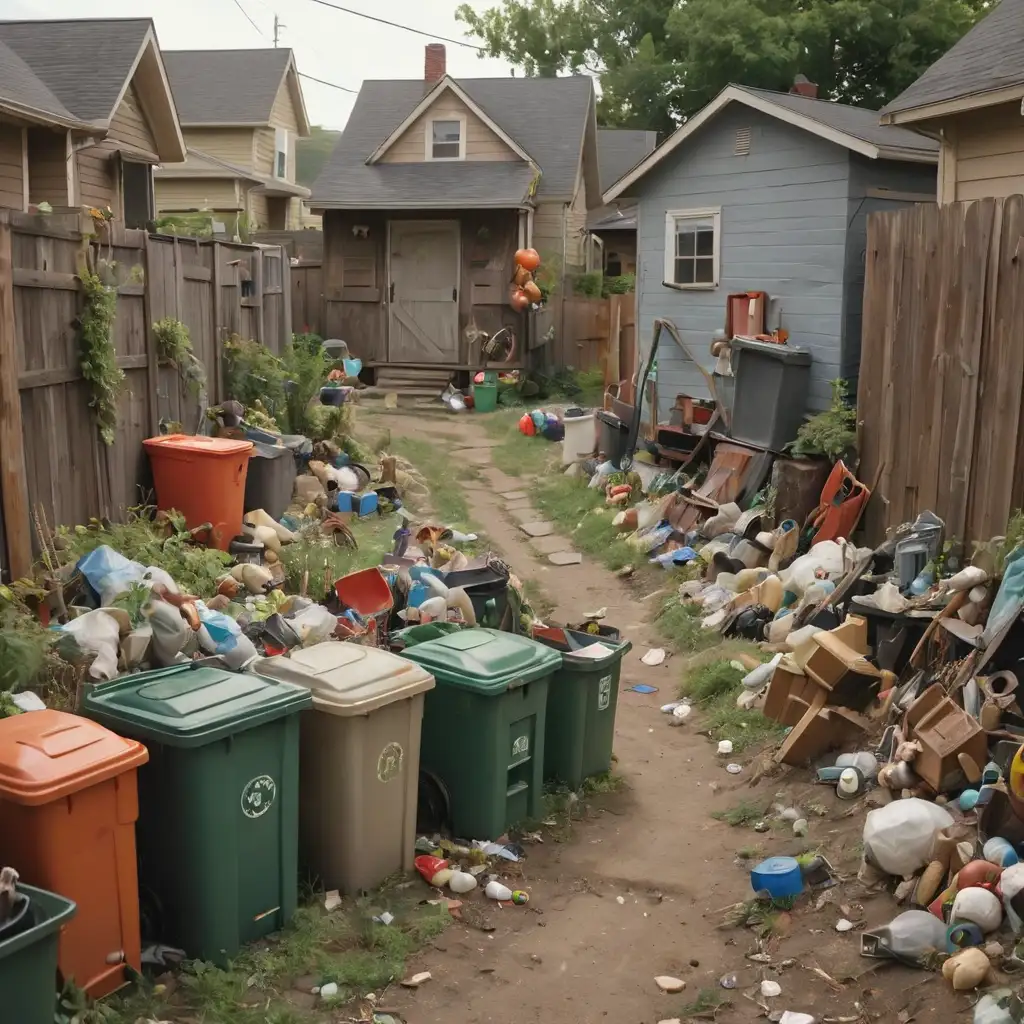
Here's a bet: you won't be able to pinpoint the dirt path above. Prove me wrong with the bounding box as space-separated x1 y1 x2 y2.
374 416 950 1024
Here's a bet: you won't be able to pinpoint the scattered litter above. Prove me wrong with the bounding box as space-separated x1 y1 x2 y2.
641 647 667 666
835 919 854 932
725 763 743 774
485 881 513 901
627 683 659 694
323 889 341 912
616 895 626 905
319 982 339 1001
719 973 738 989
654 975 686 993
761 980 782 998
717 740 734 755
778 1014 816 1024
401 971 432 988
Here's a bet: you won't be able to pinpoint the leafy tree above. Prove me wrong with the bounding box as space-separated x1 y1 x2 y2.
296 126 342 188
456 0 992 136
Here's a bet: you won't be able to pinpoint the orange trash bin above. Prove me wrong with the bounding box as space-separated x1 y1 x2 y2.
143 434 254 550
0 710 148 998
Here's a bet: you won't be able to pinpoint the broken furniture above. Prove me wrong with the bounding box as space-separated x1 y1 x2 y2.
905 685 988 793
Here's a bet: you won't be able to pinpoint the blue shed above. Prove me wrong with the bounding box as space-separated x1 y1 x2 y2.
603 83 938 416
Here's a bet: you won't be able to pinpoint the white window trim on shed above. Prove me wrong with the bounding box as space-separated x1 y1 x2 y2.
663 207 721 289
274 127 289 179
426 115 466 161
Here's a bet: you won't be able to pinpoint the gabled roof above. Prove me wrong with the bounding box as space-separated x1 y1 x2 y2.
882 0 1024 124
156 147 311 199
605 84 938 203
163 48 310 134
0 18 185 160
310 75 596 210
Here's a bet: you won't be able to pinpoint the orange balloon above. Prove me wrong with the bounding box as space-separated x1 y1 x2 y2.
523 280 542 304
514 265 532 287
510 288 530 312
515 248 541 272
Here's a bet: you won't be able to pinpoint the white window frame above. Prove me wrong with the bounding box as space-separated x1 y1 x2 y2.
274 127 289 180
663 207 721 289
426 115 466 161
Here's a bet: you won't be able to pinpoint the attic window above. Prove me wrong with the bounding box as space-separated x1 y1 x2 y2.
734 127 752 156
428 117 465 160
275 128 289 179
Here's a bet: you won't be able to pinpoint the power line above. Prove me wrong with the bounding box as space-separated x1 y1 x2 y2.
229 0 268 40
303 0 485 51
299 71 358 94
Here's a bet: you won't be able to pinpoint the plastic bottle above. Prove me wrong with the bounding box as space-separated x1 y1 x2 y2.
862 910 949 965
983 837 1019 869
973 990 1014 1024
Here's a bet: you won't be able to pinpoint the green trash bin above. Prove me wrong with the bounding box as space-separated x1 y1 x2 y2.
0 882 75 1024
401 629 561 838
82 663 311 965
537 632 633 788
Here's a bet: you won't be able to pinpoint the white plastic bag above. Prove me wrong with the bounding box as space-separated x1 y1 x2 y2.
289 604 340 645
61 609 123 680
863 798 953 877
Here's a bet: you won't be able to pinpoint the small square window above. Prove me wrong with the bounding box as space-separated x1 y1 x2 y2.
664 209 720 288
431 119 462 160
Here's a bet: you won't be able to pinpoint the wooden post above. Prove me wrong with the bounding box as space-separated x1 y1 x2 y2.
280 249 292 348
0 213 32 578
142 233 158 433
253 250 265 345
211 241 222 402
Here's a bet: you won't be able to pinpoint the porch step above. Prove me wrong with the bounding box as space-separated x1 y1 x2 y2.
375 368 455 393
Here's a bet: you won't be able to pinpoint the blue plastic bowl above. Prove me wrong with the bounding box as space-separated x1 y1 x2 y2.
750 856 804 899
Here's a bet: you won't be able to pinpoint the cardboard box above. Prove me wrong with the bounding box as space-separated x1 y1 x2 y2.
774 696 870 766
764 662 820 727
804 630 881 712
905 684 988 792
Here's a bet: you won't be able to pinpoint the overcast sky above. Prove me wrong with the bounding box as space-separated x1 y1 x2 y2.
0 0 516 129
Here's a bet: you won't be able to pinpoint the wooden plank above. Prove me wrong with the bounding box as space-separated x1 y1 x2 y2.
19 354 148 389
0 213 31 578
13 267 77 290
142 232 158 434
253 250 264 343
280 253 292 349
182 264 212 282
212 240 222 402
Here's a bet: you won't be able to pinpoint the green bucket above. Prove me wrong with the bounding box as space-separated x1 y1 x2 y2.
473 383 498 413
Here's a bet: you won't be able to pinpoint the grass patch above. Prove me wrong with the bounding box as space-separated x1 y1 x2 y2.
712 799 768 828
654 597 723 654
88 887 450 1024
482 409 557 478
280 515 395 599
387 436 476 529
522 577 556 619
679 988 731 1019
679 658 787 755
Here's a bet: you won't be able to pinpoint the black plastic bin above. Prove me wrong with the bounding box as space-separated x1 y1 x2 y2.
244 441 299 520
596 411 630 466
729 339 811 451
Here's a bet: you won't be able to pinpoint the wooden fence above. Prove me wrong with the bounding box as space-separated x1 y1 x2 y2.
291 260 323 337
857 196 1024 546
0 210 291 579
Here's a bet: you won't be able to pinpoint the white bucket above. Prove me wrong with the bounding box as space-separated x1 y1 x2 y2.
561 413 596 466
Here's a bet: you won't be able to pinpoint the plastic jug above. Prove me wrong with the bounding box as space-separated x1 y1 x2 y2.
861 910 949 965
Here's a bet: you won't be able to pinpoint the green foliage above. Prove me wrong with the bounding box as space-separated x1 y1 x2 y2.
604 272 635 295
790 378 857 462
712 799 768 827
281 331 331 434
57 508 232 597
457 0 989 135
153 317 207 396
572 270 604 297
223 334 288 423
78 266 124 445
295 126 342 187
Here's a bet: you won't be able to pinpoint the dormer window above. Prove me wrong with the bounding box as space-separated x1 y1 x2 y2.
428 117 464 160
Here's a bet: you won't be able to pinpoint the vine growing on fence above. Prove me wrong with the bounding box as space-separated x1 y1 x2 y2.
78 265 123 445
153 317 207 396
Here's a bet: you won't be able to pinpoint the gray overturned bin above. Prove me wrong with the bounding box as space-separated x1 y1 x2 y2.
729 338 811 451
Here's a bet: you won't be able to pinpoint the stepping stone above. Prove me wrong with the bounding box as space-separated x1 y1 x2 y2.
548 551 582 566
507 506 537 522
500 490 529 501
520 520 555 538
530 534 571 555
453 439 501 449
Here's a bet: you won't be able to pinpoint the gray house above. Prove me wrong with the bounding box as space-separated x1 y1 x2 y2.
603 82 938 414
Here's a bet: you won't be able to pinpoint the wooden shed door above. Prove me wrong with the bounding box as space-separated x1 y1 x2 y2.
388 220 460 363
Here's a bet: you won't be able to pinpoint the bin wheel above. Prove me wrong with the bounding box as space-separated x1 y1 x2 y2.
417 769 452 835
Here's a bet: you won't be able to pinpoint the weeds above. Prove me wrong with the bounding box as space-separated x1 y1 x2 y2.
679 988 731 1019
656 598 722 654
712 799 767 828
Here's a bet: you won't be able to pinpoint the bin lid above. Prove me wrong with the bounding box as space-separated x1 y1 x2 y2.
730 338 812 365
143 434 253 458
82 664 312 747
255 642 434 716
0 709 148 805
596 410 627 430
400 628 561 694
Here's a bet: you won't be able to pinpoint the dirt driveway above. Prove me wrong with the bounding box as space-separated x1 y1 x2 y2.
369 415 957 1024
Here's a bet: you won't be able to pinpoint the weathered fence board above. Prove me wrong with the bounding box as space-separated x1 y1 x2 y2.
0 210 291 576
859 196 1024 546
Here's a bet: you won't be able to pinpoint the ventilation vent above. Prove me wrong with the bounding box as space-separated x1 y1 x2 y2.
735 127 752 156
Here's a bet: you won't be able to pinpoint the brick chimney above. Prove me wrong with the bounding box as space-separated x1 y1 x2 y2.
425 44 447 88
790 74 819 99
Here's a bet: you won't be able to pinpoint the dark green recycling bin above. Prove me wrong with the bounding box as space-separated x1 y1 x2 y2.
401 629 561 838
0 882 75 1024
82 663 311 965
539 634 632 788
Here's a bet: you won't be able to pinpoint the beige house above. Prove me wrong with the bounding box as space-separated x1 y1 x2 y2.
309 43 599 373
156 48 311 232
881 0 1024 203
0 18 184 225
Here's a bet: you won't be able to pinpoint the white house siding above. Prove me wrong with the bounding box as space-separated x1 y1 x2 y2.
635 105 852 415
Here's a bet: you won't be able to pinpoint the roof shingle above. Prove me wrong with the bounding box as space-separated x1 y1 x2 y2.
882 0 1024 118
311 75 594 209
164 48 293 125
0 18 152 123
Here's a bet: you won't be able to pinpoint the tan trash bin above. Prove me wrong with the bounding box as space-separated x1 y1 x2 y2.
256 642 435 894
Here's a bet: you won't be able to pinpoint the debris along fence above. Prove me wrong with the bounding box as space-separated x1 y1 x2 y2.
0 210 291 580
538 291 635 375
857 195 1024 547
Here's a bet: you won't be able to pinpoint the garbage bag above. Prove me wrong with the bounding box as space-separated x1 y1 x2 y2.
60 609 123 680
195 601 242 654
288 604 339 645
863 798 953 877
